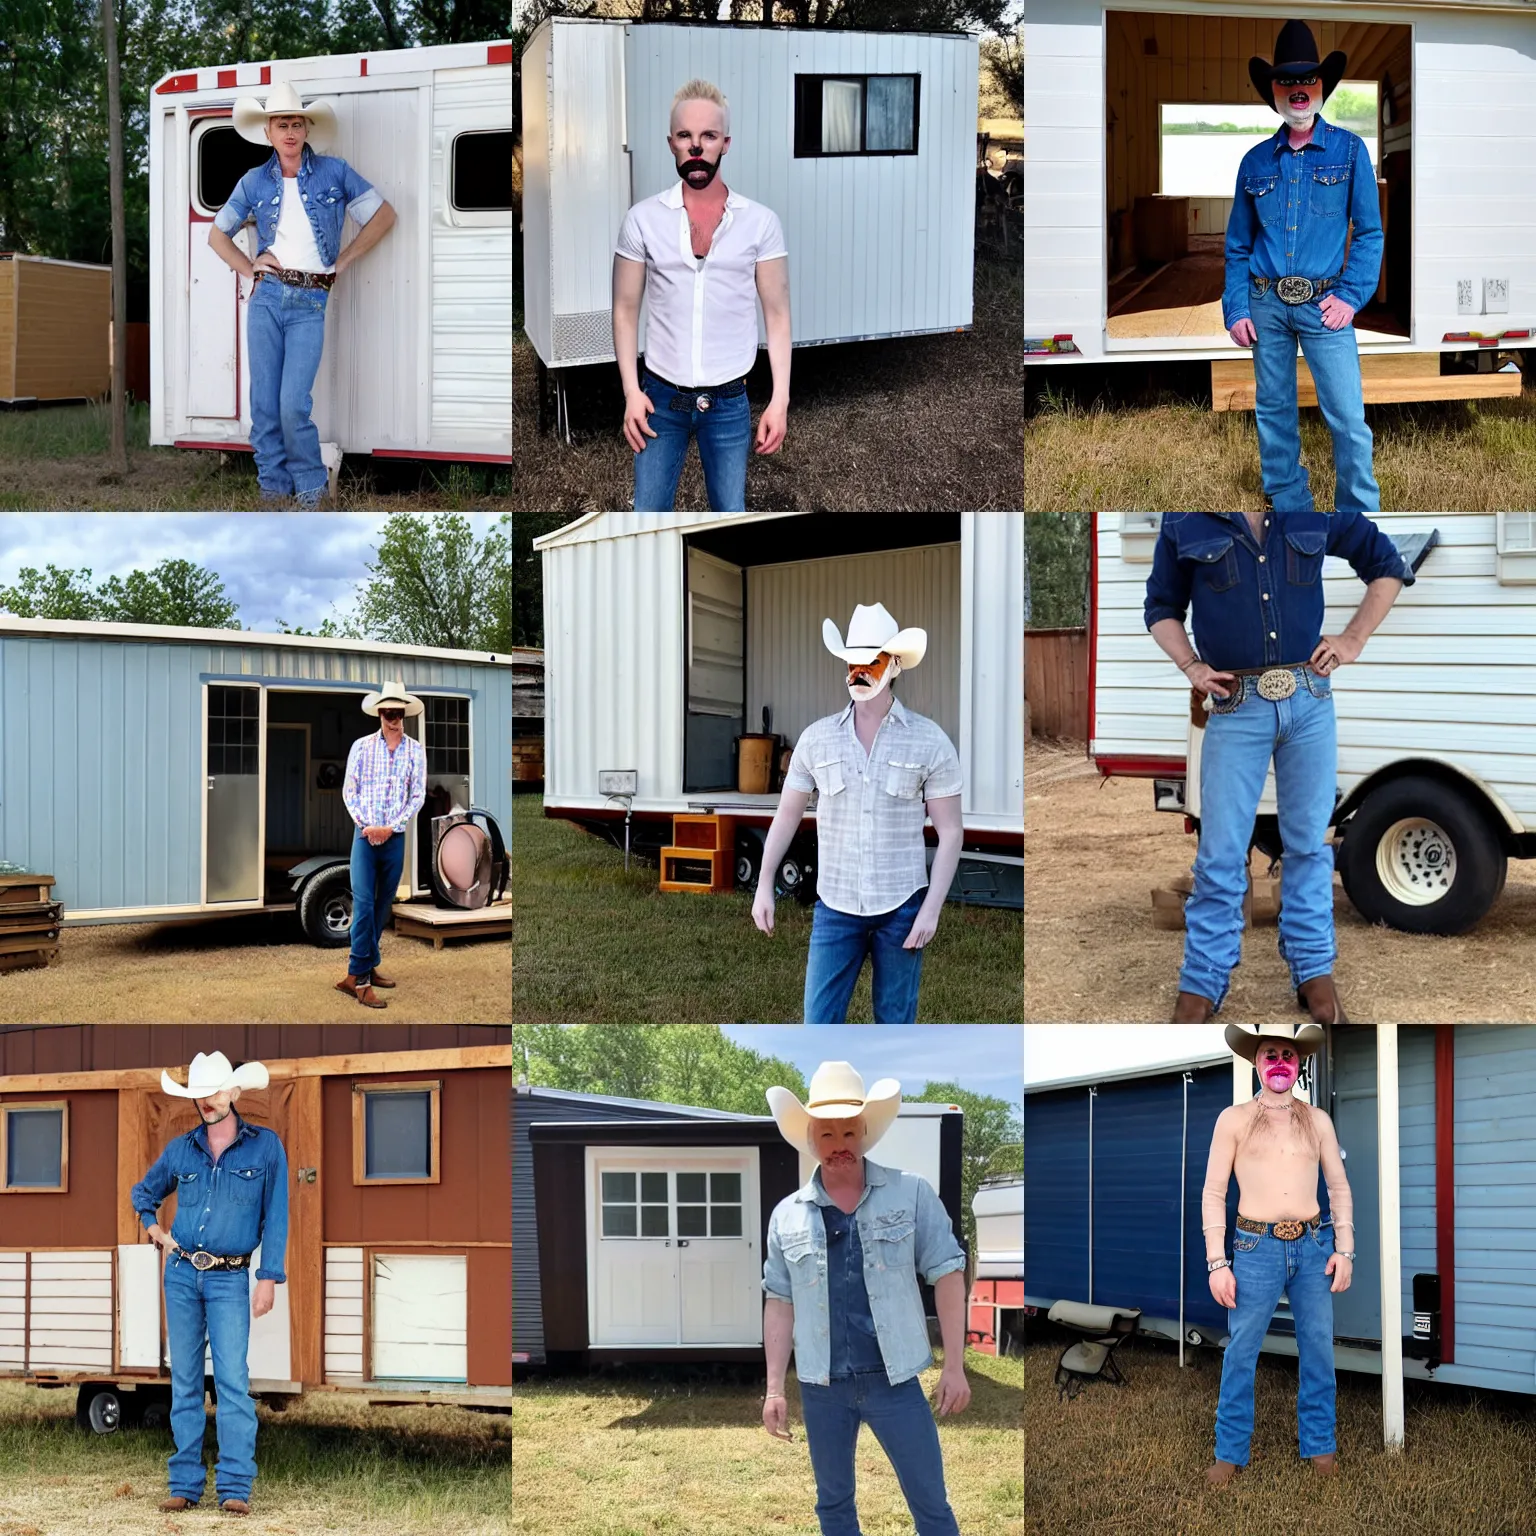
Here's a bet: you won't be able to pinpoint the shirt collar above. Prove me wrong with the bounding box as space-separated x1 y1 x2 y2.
1269 114 1331 156
795 1157 888 1204
837 694 909 728
659 181 744 211
190 1108 255 1159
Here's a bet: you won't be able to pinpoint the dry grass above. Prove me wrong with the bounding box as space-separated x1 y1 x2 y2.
1023 738 1536 1024
1024 1335 1536 1535
0 913 509 1025
1022 387 1536 512
512 1350 1022 1536
510 243 1023 513
0 1379 508 1534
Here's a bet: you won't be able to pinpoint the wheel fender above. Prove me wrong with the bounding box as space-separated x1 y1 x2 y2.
1339 757 1523 840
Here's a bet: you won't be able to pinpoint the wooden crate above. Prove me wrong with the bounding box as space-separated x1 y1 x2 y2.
659 847 732 894
0 255 110 403
0 874 56 906
670 814 736 853
512 738 545 783
0 947 58 974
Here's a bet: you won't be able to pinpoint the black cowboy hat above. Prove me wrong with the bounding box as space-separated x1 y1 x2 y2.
1249 20 1347 111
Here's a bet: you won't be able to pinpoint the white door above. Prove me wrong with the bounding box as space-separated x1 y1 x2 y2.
676 1168 759 1346
592 1169 677 1346
372 1253 467 1381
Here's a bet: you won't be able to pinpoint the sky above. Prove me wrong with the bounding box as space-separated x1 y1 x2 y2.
1024 1024 1229 1087
0 513 498 635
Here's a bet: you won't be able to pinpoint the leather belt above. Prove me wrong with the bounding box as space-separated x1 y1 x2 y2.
1237 1214 1322 1241
255 268 336 290
1226 662 1315 701
644 366 748 414
182 1250 252 1272
1251 274 1338 305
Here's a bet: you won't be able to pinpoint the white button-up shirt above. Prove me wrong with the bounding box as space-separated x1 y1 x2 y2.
615 183 788 387
783 696 963 917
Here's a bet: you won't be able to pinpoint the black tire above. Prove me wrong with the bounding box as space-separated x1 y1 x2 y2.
1338 775 1506 936
75 1384 126 1435
776 839 818 905
297 865 354 948
734 828 764 891
138 1394 171 1431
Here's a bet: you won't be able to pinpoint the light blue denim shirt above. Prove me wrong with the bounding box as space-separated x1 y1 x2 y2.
213 145 383 268
763 1158 966 1387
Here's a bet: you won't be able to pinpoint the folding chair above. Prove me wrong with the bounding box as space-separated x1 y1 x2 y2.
1047 1300 1143 1401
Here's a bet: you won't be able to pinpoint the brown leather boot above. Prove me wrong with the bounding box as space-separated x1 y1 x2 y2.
369 968 396 989
160 1496 199 1511
1309 1453 1337 1476
1297 974 1347 1025
1205 1460 1240 1487
1172 990 1215 1023
221 1497 251 1515
335 974 387 1009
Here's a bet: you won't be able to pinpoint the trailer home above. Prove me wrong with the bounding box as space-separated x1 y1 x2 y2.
522 18 978 428
518 1086 963 1369
1089 512 1536 936
0 255 110 405
534 511 1025 906
0 1024 511 1431
148 42 512 462
1024 1 1536 399
969 1174 1024 1357
0 619 512 942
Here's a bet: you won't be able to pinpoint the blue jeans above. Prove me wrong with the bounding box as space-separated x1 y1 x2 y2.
632 370 751 511
1215 1223 1337 1466
1250 285 1379 515
1182 669 1337 1008
348 828 406 979
164 1256 257 1504
247 277 329 502
800 1369 960 1536
804 889 926 1024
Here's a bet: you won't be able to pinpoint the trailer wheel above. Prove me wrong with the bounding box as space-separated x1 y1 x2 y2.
75 1384 128 1434
1338 776 1506 936
138 1395 171 1431
776 839 817 905
734 829 764 891
298 866 354 947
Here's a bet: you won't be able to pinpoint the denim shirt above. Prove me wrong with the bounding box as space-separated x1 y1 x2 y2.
762 1158 966 1387
822 1201 887 1375
213 145 383 268
130 1111 290 1283
1222 117 1383 329
1143 512 1413 672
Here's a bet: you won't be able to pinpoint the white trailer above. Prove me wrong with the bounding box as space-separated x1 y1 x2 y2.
1024 0 1536 392
148 42 512 463
1089 512 1536 935
533 511 1024 906
522 18 978 428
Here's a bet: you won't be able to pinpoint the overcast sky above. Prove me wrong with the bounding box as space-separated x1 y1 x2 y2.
0 513 496 635
1024 1025 1229 1086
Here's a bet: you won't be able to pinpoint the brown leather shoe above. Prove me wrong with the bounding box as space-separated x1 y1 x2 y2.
369 968 396 989
1205 1460 1240 1487
221 1497 251 1515
1297 974 1347 1025
336 974 387 1009
160 1496 199 1511
1309 1453 1338 1476
1172 990 1215 1023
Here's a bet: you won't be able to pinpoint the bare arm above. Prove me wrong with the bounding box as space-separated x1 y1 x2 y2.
934 1269 967 1363
1202 1107 1240 1261
752 788 811 934
753 256 791 454
762 1296 795 1439
612 256 646 401
905 793 962 949
336 201 396 275
1316 576 1403 669
1313 1108 1355 1251
209 226 257 281
1151 615 1234 698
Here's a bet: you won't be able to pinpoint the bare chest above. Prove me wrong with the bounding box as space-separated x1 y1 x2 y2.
686 202 725 259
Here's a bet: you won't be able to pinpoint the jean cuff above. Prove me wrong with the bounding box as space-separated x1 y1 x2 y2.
1177 964 1229 1012
1289 958 1337 990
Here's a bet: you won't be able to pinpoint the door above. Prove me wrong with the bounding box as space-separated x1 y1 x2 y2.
265 724 308 853
591 1169 678 1346
372 1253 467 1381
205 683 263 904
417 694 472 893
1331 1029 1383 1342
676 1169 759 1345
685 548 745 791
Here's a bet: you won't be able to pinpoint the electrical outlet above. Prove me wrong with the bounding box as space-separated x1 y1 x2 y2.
1485 278 1510 314
1457 279 1476 315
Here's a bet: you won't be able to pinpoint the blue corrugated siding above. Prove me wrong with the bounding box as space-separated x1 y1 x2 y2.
1024 1091 1089 1305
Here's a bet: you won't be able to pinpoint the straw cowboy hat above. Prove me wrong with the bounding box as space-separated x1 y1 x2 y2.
1248 20 1347 111
1224 1022 1324 1062
233 80 339 151
822 602 928 669
161 1051 270 1100
766 1061 902 1155
361 678 424 718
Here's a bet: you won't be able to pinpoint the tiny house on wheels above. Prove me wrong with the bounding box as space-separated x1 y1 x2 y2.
0 1024 511 1430
1024 0 1536 403
1088 512 1536 937
0 619 512 944
522 18 978 431
148 42 512 462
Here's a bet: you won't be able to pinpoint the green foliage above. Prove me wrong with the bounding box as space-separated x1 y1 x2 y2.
1024 513 1090 630
0 557 239 626
907 1079 1022 1260
510 512 571 648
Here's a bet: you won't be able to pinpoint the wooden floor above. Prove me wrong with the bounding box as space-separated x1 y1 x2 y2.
1211 351 1524 411
391 898 512 949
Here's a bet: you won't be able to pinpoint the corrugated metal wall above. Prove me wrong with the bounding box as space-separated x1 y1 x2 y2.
962 512 1025 829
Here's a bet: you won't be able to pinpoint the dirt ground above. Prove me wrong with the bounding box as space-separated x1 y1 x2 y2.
1024 739 1536 1024
0 911 509 1025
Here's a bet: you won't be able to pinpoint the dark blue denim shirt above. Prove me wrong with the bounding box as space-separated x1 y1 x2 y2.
1223 117 1384 328
821 1200 887 1377
130 1111 289 1282
1143 512 1413 672
213 145 382 268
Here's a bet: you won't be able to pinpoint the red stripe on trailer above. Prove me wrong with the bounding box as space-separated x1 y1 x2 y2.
157 73 200 94
371 449 512 463
261 66 271 84
360 58 369 76
1434 1026 1456 1364
174 439 253 451
218 69 238 88
1093 754 1186 779
488 44 513 64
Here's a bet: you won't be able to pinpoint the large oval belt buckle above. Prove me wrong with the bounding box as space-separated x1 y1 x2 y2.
190 1250 215 1271
1276 275 1314 305
695 392 713 412
1257 668 1298 701
1272 1219 1305 1241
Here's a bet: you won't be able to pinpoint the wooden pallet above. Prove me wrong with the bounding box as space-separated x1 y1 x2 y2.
390 900 512 950
1211 351 1523 411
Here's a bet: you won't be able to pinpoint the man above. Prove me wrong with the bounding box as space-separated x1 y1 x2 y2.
753 603 963 1024
131 1051 289 1517
762 1061 969 1536
613 79 791 511
1202 1024 1354 1485
1144 511 1411 1022
337 678 427 1008
1223 21 1383 514
212 81 397 507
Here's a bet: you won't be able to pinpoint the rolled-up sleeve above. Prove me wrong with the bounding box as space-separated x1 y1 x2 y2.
615 205 648 264
782 726 817 794
213 171 257 236
130 1146 177 1230
922 730 963 801
342 160 383 226
1144 520 1195 629
913 1178 966 1285
1328 510 1415 587
762 1212 792 1301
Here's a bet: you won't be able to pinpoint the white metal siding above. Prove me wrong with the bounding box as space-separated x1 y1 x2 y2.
372 1253 467 1380
0 1255 24 1367
521 22 555 365
963 511 1025 829
117 1243 161 1369
27 1252 114 1371
324 1247 365 1378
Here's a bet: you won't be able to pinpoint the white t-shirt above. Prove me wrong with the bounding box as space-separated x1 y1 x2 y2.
614 183 787 387
269 176 335 274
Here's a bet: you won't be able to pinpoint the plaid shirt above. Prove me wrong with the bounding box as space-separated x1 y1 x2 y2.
342 730 427 833
783 696 963 917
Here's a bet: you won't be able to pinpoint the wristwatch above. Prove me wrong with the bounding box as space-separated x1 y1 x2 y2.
1207 1258 1231 1273
1335 1250 1357 1261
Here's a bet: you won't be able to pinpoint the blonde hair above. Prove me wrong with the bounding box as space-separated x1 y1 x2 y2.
671 79 731 138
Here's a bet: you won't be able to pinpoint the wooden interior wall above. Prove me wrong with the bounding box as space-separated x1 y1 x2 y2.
0 1090 116 1245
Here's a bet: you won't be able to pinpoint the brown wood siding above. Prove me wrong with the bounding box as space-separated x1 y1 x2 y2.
1025 628 1089 741
531 1141 587 1351
0 1090 116 1245
11 258 110 402
0 263 15 398
466 1247 511 1385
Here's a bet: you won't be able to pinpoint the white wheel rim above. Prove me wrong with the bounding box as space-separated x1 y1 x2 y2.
1375 817 1456 906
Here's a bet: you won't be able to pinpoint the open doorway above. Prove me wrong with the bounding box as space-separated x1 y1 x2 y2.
1105 14 1411 345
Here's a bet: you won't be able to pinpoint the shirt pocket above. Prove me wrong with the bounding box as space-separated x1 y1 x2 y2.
175 1170 200 1196
1180 533 1240 595
1244 174 1281 228
227 1165 264 1207
781 1232 821 1288
866 1211 916 1271
1285 529 1328 585
1308 164 1351 219
812 757 846 798
882 760 927 801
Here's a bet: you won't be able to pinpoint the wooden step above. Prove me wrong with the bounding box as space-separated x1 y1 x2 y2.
1211 352 1523 412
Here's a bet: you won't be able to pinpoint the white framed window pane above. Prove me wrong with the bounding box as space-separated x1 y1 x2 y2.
640 1171 668 1203
822 80 862 153
676 1172 706 1203
6 1109 62 1187
866 76 915 152
602 1205 638 1237
711 1205 743 1238
365 1091 431 1178
640 1205 670 1238
678 1205 708 1238
602 1171 636 1203
710 1173 741 1203
1506 511 1536 551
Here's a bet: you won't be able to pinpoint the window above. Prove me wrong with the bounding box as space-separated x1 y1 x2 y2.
352 1081 441 1185
452 130 513 213
601 1171 670 1238
794 74 920 158
1 1103 68 1192
1496 511 1536 584
677 1171 742 1238
197 123 276 213
425 695 470 778
207 686 258 776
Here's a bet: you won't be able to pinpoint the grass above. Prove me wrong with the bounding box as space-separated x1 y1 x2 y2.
1023 379 1536 511
1024 1333 1536 1535
511 1349 1022 1535
511 793 1023 1024
0 1378 509 1534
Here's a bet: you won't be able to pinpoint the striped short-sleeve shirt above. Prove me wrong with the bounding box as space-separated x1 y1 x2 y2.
342 730 428 834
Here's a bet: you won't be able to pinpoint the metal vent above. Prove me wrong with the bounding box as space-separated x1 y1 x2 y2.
553 309 615 363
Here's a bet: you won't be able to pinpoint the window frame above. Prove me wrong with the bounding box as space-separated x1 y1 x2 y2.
1496 510 1536 585
0 1101 70 1194
793 72 922 160
351 1080 441 1187
445 129 513 229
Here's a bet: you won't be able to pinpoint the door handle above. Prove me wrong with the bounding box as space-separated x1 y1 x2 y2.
296 1167 317 1184
678 1240 690 1248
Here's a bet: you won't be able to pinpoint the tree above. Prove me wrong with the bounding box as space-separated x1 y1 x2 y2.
0 565 106 620
1024 513 1090 629
907 1080 1022 1262
510 512 569 648
100 0 129 471
0 559 240 626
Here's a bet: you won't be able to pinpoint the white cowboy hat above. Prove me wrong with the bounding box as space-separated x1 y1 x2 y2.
766 1061 902 1156
233 81 339 151
1224 1022 1324 1062
361 678 424 719
161 1051 270 1100
822 602 927 669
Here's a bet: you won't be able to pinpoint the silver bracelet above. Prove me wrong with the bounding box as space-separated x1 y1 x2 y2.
1335 1250 1357 1262
1207 1257 1231 1272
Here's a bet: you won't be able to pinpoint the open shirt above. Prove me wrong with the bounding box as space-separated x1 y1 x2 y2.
214 144 383 270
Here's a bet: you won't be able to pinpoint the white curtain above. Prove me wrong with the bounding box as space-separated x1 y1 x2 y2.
821 80 862 153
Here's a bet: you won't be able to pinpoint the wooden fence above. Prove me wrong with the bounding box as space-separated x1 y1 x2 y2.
1026 627 1089 740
